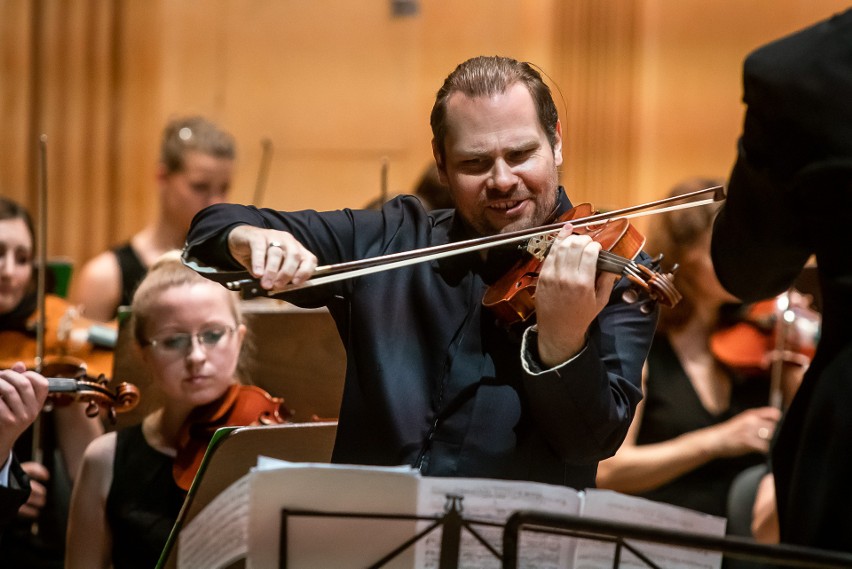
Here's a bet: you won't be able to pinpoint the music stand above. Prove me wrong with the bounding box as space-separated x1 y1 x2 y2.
158 421 338 569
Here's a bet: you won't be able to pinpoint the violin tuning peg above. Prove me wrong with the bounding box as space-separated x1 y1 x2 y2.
621 288 640 304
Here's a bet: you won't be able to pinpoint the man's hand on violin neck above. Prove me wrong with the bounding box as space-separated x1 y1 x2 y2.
533 230 617 367
228 225 318 292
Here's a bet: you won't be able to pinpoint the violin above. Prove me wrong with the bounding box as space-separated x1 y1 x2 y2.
172 383 292 490
38 357 140 422
710 290 820 409
710 291 820 373
0 295 136 420
482 203 682 324
0 294 117 377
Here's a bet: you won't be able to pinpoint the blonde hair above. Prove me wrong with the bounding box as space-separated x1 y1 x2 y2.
129 251 243 347
160 116 236 174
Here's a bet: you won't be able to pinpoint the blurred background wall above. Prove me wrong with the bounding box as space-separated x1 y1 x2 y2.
0 0 847 265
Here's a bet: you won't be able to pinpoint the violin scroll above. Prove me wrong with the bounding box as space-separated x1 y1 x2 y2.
42 357 141 423
618 254 682 315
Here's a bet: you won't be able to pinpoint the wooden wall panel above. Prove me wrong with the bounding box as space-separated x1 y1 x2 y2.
0 0 119 264
633 0 852 210
214 0 421 211
112 0 163 248
551 0 639 210
0 0 35 209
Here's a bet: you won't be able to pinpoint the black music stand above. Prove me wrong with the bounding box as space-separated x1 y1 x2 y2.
502 511 852 569
279 495 504 569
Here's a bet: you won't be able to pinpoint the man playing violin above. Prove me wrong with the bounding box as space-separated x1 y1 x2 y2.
183 55 658 488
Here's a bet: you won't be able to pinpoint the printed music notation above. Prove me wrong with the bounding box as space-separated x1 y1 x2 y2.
177 458 725 569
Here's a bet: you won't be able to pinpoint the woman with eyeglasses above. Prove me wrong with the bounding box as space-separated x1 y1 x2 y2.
65 251 248 569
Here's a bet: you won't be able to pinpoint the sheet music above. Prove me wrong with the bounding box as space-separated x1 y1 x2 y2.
248 459 421 569
178 473 251 569
414 477 581 569
177 458 728 569
573 489 726 569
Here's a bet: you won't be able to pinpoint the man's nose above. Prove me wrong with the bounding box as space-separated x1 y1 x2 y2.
488 160 516 192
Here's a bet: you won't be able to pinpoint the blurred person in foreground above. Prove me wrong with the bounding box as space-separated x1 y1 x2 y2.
711 9 852 552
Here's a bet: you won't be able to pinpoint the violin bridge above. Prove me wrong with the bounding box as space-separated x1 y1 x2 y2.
525 235 554 260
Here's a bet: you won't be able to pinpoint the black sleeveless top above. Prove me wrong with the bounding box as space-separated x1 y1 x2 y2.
635 335 769 517
112 243 147 310
106 424 185 569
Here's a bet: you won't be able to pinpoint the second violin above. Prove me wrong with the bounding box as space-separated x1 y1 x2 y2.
172 383 291 491
0 294 117 375
711 291 820 374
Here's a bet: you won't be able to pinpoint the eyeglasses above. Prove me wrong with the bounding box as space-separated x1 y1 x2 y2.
147 326 236 356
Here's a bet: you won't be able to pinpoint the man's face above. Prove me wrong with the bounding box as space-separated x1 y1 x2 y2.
434 82 562 237
159 150 234 234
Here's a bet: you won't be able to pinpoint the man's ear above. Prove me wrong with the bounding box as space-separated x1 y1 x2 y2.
553 119 564 168
432 140 449 185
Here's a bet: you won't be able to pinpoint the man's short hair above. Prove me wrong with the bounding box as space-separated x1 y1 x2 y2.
430 55 560 161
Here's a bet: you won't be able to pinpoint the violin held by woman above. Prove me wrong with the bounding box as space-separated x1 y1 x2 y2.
0 292 139 418
710 289 820 374
711 288 820 410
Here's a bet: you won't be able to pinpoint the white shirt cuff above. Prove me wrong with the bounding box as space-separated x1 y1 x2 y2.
520 325 587 376
0 451 12 487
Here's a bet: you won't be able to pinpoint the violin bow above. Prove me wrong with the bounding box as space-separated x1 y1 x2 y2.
26 134 50 537
35 135 48 375
32 134 49 466
192 185 725 298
